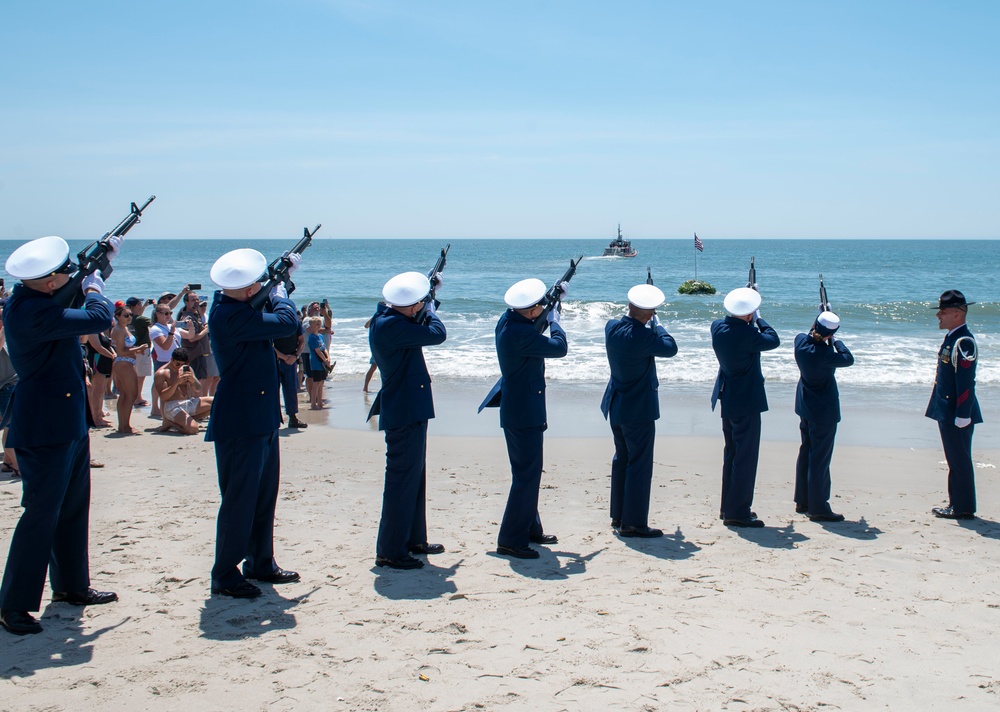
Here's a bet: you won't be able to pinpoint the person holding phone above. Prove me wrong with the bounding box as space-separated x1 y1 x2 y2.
153 347 212 434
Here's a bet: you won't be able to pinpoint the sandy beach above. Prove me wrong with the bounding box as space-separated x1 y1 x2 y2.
1 387 999 711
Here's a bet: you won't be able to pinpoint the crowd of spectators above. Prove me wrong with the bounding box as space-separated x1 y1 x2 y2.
0 281 343 470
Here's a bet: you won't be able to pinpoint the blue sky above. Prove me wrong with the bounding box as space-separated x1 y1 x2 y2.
1 0 998 239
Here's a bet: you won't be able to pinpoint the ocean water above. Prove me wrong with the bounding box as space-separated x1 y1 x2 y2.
4 236 998 396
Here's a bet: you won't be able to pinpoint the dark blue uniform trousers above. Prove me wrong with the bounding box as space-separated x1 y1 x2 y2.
794 419 838 516
940 421 976 513
212 431 280 588
277 359 299 417
721 414 761 521
498 426 545 548
0 437 92 612
610 421 655 528
376 421 429 560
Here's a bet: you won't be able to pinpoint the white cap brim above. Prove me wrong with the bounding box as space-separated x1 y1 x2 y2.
723 287 762 316
211 248 268 289
504 278 547 309
382 271 431 307
5 235 71 280
627 284 665 310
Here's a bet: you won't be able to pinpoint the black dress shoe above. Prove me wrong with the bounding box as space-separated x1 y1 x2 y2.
408 543 446 555
52 588 118 605
724 518 765 528
932 506 975 520
211 580 263 598
809 512 846 522
245 568 300 584
619 526 664 538
611 519 621 530
496 545 540 559
529 534 558 545
795 504 808 514
287 415 308 429
720 511 758 520
0 610 42 635
375 555 425 570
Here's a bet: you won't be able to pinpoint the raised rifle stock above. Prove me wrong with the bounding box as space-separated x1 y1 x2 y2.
413 243 450 324
53 195 156 308
478 256 582 411
646 266 653 285
747 256 757 291
248 224 320 310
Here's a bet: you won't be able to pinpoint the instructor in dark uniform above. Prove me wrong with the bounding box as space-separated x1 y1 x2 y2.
793 311 854 522
601 283 677 537
711 287 780 528
368 271 447 570
0 236 120 635
493 278 567 559
207 248 302 599
926 289 982 520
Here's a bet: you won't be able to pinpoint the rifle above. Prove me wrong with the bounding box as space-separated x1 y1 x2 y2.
248 224 320 310
478 256 582 411
646 266 653 285
746 256 757 291
53 195 156 307
819 273 831 312
413 243 450 323
533 255 583 334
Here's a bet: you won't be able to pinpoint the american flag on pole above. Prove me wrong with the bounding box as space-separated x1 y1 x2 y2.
694 233 704 252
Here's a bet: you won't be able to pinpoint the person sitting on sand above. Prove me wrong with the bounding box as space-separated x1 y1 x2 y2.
153 347 212 434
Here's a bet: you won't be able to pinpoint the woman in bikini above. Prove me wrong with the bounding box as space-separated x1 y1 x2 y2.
110 304 149 434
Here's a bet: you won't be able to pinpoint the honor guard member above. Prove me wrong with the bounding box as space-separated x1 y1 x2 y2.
601 284 677 537
793 311 854 522
206 248 302 598
710 287 780 528
368 271 447 570
927 290 982 520
493 278 567 559
0 236 119 636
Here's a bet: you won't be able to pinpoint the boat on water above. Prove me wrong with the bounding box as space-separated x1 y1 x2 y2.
602 224 637 257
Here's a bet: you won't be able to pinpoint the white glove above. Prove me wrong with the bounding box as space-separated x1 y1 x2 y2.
286 253 302 277
106 234 124 262
955 417 972 429
424 300 436 315
651 314 662 327
430 272 444 290
547 308 560 324
270 283 288 300
81 273 105 295
555 281 570 298
754 309 762 321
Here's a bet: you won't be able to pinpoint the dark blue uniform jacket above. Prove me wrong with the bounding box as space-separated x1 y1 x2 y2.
205 291 298 442
2 285 112 448
493 309 567 429
925 324 983 424
601 315 677 425
710 315 780 418
793 333 854 424
368 303 446 431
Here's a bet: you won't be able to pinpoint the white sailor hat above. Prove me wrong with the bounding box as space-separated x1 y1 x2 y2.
504 278 547 309
5 235 75 280
723 287 761 317
627 284 665 310
210 248 268 290
382 271 430 307
815 311 840 336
